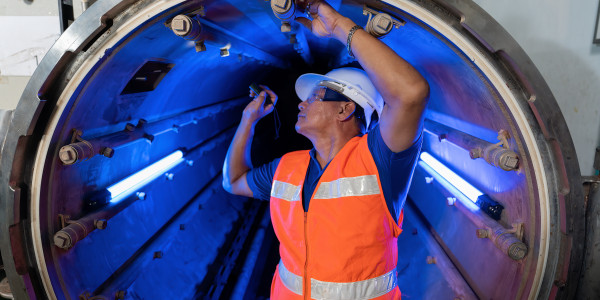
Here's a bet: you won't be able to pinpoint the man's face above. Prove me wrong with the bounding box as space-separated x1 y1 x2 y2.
295 86 340 137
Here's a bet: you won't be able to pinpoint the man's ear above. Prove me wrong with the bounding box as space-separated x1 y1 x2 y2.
337 102 356 122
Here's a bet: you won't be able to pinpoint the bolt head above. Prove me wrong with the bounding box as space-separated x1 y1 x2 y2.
171 15 192 36
54 232 72 249
272 0 292 13
95 219 107 230
375 14 393 31
59 146 78 165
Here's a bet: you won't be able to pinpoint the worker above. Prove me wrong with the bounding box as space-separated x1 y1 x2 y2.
222 0 429 298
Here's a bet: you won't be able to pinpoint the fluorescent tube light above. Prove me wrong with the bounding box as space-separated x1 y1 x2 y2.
419 152 481 211
420 152 483 202
107 150 184 204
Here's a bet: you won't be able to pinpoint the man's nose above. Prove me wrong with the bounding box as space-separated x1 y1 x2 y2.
298 101 306 110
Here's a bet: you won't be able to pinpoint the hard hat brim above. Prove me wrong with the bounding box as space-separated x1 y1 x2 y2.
295 73 382 128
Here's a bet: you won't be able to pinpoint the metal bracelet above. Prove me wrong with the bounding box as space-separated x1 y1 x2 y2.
346 25 362 58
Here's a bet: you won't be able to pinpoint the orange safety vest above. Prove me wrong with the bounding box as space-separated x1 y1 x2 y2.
269 135 403 299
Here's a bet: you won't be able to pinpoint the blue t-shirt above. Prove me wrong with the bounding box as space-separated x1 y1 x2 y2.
247 123 422 223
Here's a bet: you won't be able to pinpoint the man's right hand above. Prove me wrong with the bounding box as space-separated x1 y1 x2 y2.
243 85 278 125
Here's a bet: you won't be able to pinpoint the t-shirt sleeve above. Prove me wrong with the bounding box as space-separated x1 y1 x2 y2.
246 157 281 201
367 124 423 223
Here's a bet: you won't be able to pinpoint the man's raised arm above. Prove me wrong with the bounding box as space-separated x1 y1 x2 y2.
222 87 278 197
297 2 429 152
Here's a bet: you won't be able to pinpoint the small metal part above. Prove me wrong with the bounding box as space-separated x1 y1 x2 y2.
171 15 198 38
115 290 126 300
476 228 489 238
362 6 404 39
165 173 174 180
59 145 80 165
53 231 72 249
186 160 194 166
136 192 146 200
172 124 180 133
446 197 456 206
195 40 206 52
59 129 95 165
58 214 70 229
153 251 163 259
54 219 95 249
491 228 528 260
425 176 434 184
426 256 437 264
125 123 135 132
470 144 519 171
220 47 230 57
366 13 394 38
280 21 292 32
476 195 504 220
101 147 114 158
94 219 107 230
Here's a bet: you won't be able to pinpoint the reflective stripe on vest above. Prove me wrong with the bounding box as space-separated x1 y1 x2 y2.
313 175 380 199
278 260 397 299
271 180 302 202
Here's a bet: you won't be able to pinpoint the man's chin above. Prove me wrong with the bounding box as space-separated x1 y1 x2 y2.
294 122 305 135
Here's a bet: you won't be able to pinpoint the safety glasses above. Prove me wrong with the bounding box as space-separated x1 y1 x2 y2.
305 82 351 104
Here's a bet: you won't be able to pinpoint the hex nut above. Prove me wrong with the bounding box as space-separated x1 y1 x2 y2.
101 147 114 158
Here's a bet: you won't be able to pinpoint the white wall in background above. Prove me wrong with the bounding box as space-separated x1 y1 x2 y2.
0 0 60 110
473 0 600 175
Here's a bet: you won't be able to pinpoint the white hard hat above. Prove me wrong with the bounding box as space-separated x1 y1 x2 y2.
295 68 384 128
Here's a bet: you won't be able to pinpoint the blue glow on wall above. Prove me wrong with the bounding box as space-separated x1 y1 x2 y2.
419 152 480 211
107 150 185 203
